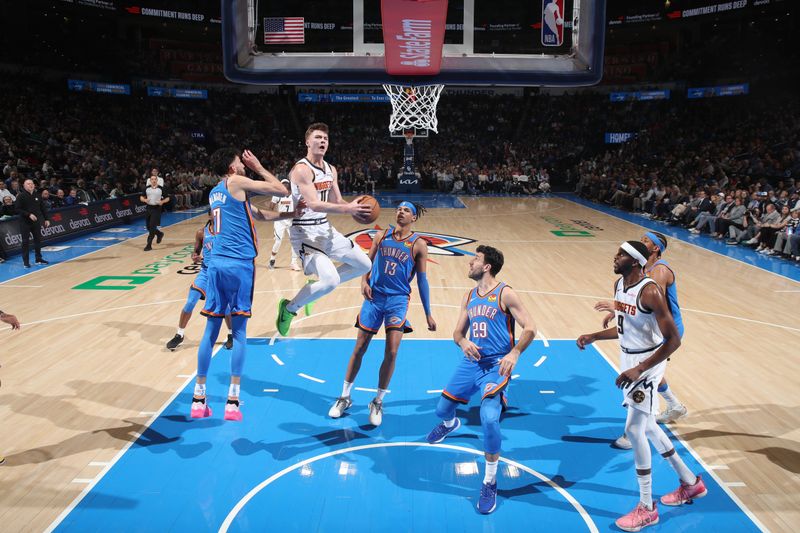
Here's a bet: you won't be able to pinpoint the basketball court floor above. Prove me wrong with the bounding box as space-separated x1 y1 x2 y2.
0 195 797 532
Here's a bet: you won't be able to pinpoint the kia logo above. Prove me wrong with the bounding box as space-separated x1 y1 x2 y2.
103 204 111 211
122 199 130 206
79 208 89 215
52 213 63 221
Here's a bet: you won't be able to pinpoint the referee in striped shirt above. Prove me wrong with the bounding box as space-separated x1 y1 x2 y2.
140 175 170 251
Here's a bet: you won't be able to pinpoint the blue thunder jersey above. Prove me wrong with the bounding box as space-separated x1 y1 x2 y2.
368 228 420 296
646 259 684 337
207 178 258 260
466 282 515 361
200 222 215 269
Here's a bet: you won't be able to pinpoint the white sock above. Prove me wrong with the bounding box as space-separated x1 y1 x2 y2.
342 381 353 397
194 383 206 397
228 383 240 398
443 417 456 428
659 385 681 409
376 388 387 401
637 472 653 509
483 460 499 484
665 451 696 485
177 328 185 337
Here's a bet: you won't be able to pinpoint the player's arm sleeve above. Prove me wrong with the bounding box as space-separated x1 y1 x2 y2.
416 271 432 317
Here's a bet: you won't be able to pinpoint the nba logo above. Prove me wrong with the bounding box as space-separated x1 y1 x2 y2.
541 0 564 47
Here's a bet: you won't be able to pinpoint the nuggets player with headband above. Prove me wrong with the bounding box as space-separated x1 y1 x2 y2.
190 147 296 422
328 201 436 426
425 245 536 515
275 122 372 336
595 231 688 450
577 241 706 532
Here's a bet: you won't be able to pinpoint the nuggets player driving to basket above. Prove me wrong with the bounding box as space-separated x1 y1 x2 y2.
328 201 436 426
425 245 536 515
577 241 706 532
275 122 373 336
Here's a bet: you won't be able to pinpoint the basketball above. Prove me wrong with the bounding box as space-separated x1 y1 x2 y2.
353 195 380 224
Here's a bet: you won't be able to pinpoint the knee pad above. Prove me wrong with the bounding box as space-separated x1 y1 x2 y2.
317 270 341 292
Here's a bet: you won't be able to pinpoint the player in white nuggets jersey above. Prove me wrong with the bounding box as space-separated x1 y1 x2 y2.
275 123 372 336
577 241 707 532
267 178 301 271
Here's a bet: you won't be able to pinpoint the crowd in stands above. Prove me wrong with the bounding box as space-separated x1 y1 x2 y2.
573 94 800 262
2 73 798 261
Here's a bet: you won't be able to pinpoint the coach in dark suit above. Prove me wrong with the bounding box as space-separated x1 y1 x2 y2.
15 179 50 268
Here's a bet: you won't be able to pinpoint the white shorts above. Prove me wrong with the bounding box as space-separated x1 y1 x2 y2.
273 218 292 237
290 220 356 266
620 348 667 415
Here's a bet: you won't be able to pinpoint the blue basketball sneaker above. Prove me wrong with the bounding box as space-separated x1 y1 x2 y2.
425 418 461 444
477 482 497 514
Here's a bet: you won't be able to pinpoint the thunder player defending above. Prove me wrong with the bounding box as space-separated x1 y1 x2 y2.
425 245 536 514
267 178 301 271
275 123 372 336
166 211 233 351
328 201 436 426
596 231 688 450
577 241 706 532
190 147 293 422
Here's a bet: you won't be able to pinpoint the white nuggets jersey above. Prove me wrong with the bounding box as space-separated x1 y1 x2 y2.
271 194 294 214
614 277 663 354
291 158 333 223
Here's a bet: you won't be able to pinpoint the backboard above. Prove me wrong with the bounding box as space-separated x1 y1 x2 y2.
222 0 606 87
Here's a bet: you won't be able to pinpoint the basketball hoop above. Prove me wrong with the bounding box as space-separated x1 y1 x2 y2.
383 84 444 134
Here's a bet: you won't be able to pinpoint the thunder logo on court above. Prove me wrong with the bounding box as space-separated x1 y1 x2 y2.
346 226 476 257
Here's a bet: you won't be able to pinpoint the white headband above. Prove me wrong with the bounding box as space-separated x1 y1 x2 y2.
621 242 647 266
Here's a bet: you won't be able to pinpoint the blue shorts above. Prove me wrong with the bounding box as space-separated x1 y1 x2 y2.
190 266 209 300
355 291 412 334
441 357 509 409
201 256 255 318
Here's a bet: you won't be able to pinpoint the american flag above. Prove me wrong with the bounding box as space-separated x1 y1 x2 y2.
263 17 305 44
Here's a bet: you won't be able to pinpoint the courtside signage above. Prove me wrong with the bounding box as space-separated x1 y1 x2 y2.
541 216 595 237
73 245 196 290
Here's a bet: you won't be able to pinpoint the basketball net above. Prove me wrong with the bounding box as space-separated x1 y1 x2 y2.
383 84 444 134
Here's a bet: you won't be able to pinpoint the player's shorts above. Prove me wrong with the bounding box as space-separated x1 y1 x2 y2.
201 256 255 318
190 266 208 300
620 347 667 415
355 292 412 334
274 218 292 238
441 357 509 410
290 219 355 271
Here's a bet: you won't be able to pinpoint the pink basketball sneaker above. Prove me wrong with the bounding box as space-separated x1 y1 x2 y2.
660 474 707 506
615 502 659 532
223 400 243 421
190 399 212 419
